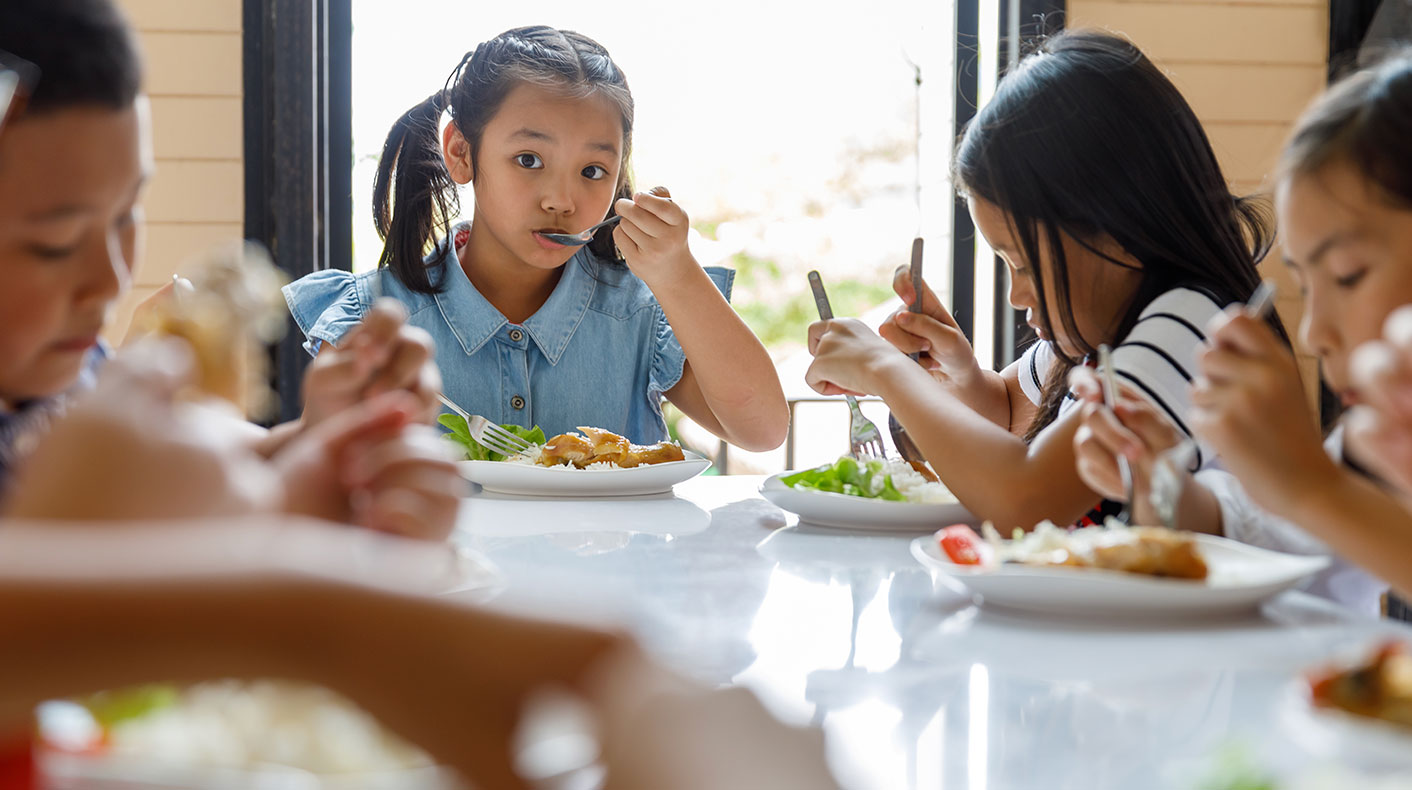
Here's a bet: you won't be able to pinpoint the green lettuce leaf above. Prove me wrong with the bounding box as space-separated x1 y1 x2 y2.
437 414 545 462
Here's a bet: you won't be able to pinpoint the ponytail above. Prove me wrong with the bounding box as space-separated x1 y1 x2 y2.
373 90 458 295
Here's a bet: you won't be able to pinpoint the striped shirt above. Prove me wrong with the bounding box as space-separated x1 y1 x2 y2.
1018 286 1223 472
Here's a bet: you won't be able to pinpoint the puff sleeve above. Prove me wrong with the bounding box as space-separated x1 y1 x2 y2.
281 269 370 356
648 266 735 396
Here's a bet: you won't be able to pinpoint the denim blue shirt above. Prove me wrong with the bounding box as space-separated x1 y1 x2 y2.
282 235 734 444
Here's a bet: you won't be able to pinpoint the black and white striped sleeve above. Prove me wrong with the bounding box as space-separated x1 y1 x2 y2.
1111 287 1223 467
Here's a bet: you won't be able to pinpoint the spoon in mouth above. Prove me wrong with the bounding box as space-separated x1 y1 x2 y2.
539 215 622 247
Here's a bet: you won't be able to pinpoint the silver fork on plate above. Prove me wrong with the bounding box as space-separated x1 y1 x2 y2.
808 270 886 459
436 393 534 457
1097 343 1133 525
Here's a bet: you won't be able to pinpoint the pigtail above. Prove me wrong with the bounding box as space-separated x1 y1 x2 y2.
373 89 457 294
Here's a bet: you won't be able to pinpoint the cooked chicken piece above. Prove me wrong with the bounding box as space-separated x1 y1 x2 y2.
577 426 631 466
1311 642 1412 728
539 433 594 467
1085 527 1208 580
620 441 686 468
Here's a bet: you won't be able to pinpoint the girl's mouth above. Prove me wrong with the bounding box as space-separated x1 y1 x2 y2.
532 231 568 250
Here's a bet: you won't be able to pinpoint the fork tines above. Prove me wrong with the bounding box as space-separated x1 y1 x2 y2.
470 415 534 457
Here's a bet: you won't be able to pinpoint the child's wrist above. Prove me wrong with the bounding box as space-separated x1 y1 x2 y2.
640 253 705 296
866 354 921 399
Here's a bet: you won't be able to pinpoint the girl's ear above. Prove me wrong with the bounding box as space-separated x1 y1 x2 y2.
442 121 474 185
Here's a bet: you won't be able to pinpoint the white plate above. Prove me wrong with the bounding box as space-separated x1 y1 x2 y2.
758 473 976 532
1280 677 1412 772
458 451 711 497
910 532 1329 616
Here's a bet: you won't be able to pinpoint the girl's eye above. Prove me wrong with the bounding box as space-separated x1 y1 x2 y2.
28 243 79 261
515 153 543 169
582 165 608 181
1333 269 1367 289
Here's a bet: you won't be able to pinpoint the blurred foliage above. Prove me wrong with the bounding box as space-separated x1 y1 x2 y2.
1196 744 1279 790
727 249 892 349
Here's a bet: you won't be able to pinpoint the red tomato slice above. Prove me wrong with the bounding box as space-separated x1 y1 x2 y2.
938 524 989 566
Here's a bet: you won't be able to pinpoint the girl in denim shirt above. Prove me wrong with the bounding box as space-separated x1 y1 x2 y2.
284 26 787 448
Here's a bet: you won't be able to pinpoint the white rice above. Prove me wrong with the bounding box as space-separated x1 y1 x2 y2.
859 456 958 504
982 519 1128 564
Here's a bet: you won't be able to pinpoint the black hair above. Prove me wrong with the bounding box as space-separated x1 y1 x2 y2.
1279 50 1412 210
953 29 1278 441
0 0 142 116
374 25 634 294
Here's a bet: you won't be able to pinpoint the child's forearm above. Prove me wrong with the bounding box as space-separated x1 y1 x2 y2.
953 368 1010 429
1286 470 1412 600
653 266 788 451
0 573 316 727
869 356 1099 529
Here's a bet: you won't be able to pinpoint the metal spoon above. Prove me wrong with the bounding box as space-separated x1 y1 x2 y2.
538 215 622 247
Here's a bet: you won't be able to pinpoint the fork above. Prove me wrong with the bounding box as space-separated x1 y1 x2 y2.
807 270 887 459
437 393 534 457
1147 281 1275 529
1150 439 1198 530
889 238 928 466
1097 344 1133 526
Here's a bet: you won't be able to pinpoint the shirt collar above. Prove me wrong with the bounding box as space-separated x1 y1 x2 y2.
432 238 596 364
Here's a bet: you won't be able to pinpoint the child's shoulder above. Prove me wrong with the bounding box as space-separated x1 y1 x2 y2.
1131 285 1225 342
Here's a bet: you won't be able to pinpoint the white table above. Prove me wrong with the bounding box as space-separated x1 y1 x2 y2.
455 476 1412 790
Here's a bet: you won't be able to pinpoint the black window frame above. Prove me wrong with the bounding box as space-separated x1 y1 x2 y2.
244 0 353 422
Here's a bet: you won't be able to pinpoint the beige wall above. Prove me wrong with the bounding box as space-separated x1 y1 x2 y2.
1068 0 1329 407
108 0 244 343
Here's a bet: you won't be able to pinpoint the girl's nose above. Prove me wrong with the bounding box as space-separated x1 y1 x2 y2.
1298 290 1338 362
77 228 131 307
540 175 576 216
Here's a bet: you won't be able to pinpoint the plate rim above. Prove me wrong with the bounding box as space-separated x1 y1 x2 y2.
759 471 962 510
909 532 1330 589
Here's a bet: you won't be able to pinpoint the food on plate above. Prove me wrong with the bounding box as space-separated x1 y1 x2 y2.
939 524 992 566
1308 641 1412 729
436 415 684 468
538 429 685 469
782 455 956 504
437 414 545 462
41 681 438 777
943 521 1209 580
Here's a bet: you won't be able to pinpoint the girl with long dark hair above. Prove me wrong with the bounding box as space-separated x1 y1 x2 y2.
806 30 1280 530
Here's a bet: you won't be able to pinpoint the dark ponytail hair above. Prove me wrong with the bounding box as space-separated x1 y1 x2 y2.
373 26 635 294
1279 50 1412 210
953 29 1278 441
